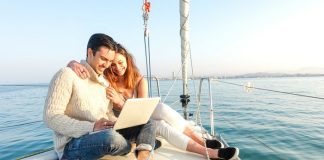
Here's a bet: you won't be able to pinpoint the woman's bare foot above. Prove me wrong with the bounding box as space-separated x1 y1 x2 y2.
137 150 152 160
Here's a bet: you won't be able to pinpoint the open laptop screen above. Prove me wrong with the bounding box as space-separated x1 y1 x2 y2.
113 97 160 130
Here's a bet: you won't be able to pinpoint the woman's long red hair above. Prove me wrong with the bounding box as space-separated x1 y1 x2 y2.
104 43 141 91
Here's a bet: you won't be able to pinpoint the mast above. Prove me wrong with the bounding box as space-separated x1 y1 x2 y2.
180 0 190 119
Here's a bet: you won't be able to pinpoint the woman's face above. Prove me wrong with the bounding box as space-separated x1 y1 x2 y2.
111 53 127 76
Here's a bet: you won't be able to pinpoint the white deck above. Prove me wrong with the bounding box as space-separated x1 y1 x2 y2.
18 123 239 160
19 138 207 160
102 138 206 160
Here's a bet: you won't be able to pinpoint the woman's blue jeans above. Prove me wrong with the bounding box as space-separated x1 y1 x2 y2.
62 120 156 160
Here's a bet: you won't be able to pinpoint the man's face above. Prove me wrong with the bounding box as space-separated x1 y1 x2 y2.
87 46 115 75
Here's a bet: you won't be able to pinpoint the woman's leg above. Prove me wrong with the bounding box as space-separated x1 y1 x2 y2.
62 129 131 159
183 126 206 146
155 120 190 150
152 103 188 132
152 103 206 145
186 140 218 158
155 120 235 159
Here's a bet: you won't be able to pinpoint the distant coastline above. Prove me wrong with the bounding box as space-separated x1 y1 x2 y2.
162 72 324 80
217 72 324 79
0 83 49 86
1 73 324 85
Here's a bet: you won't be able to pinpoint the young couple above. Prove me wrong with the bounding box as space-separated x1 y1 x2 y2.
44 33 239 160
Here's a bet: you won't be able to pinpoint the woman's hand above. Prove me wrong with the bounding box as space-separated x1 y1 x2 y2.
93 118 115 132
106 87 125 110
67 60 90 79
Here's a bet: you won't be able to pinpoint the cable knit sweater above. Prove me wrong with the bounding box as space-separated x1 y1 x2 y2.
43 60 115 159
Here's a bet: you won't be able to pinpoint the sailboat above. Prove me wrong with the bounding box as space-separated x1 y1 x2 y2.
18 0 237 159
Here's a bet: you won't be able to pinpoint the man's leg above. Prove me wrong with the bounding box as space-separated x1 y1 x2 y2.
135 119 156 159
62 129 131 160
117 119 156 159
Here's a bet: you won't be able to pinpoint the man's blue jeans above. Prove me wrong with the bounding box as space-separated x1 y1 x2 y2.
118 119 156 155
62 120 156 160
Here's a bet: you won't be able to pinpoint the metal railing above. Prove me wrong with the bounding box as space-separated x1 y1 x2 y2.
144 75 161 97
197 77 215 136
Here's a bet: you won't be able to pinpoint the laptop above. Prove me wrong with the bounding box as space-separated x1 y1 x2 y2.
113 97 160 130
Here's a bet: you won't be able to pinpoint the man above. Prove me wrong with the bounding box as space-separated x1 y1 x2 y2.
43 33 156 160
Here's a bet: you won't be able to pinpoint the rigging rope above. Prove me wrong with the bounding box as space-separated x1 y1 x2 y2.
162 63 183 103
169 98 181 107
187 44 211 160
143 0 153 97
218 116 288 160
217 115 288 160
214 79 324 100
209 79 322 160
142 2 155 159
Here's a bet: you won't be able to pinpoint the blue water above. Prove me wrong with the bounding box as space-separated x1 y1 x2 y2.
0 77 324 159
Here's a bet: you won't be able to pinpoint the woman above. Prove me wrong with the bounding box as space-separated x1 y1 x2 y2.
68 43 239 160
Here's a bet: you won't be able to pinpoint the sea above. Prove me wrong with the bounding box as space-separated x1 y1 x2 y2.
0 76 323 160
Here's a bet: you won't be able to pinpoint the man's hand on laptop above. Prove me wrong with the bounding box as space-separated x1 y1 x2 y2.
93 118 116 132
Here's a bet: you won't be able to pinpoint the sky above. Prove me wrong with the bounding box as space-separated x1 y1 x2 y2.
0 0 324 84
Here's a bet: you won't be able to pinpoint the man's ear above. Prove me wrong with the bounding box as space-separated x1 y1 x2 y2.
87 48 93 58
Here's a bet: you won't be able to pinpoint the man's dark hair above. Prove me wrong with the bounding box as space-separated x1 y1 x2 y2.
87 33 117 57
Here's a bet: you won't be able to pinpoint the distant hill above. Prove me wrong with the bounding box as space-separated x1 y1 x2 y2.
221 72 324 79
156 69 324 80
294 67 324 74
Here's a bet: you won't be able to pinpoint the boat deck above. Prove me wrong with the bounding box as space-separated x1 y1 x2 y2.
101 138 206 160
19 123 240 160
20 138 207 160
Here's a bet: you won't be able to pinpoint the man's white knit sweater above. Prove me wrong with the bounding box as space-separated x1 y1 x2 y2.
43 61 115 159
